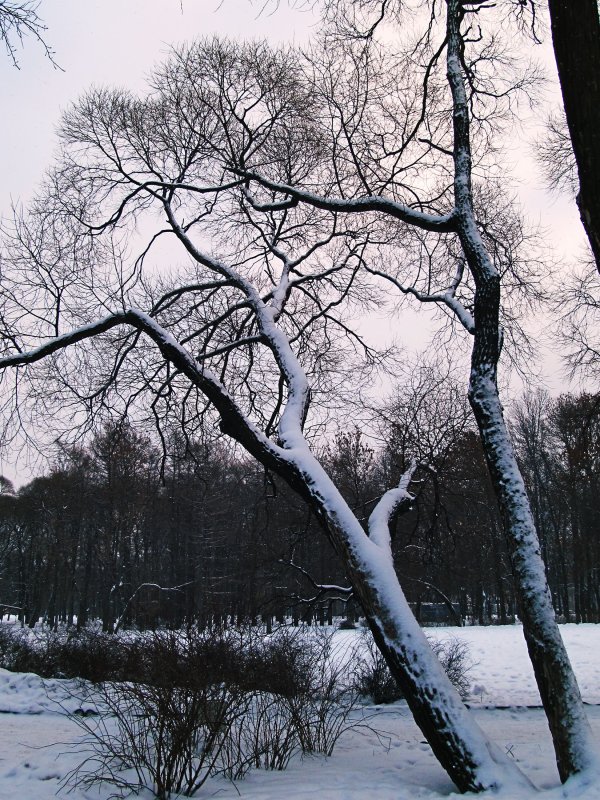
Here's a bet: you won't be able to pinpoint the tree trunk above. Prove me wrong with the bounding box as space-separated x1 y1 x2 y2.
548 0 600 272
282 450 528 793
446 0 597 779
468 366 595 780
329 530 523 792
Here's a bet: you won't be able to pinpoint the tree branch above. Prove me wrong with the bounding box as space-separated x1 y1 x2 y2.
368 459 417 556
240 172 458 233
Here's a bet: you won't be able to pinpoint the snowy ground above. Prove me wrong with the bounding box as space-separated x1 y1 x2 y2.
0 623 599 800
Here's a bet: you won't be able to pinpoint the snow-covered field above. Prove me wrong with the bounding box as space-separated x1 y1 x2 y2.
0 624 599 800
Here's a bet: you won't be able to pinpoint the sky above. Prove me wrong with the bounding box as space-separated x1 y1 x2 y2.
0 0 318 212
0 0 589 485
0 0 320 485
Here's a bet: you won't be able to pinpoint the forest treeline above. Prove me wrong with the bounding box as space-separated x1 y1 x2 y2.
0 387 598 631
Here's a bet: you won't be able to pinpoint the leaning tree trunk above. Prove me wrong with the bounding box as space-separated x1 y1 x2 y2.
286 455 529 794
548 0 600 273
446 0 596 781
468 345 596 781
204 399 530 791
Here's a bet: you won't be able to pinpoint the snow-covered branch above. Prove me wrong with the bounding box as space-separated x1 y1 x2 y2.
242 185 298 213
0 307 296 478
163 200 312 447
240 172 458 233
363 264 475 333
279 558 353 602
113 581 194 634
368 459 417 557
0 312 133 368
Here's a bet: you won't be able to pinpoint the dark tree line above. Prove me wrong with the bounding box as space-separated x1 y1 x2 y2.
513 390 600 623
1 389 598 632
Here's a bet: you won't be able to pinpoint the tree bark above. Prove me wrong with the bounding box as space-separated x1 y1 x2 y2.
468 365 595 781
445 0 596 780
297 479 525 793
548 0 600 272
248 434 528 793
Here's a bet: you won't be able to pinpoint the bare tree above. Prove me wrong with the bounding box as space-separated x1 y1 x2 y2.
536 110 578 196
0 1 596 793
0 35 527 796
557 267 600 378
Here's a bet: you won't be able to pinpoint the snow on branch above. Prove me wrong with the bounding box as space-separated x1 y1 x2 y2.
163 201 313 446
0 308 293 474
0 311 133 367
368 459 417 557
363 262 475 333
242 185 298 213
240 172 458 233
113 581 193 634
279 558 353 605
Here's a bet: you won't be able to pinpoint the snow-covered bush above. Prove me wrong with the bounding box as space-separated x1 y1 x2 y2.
0 624 140 681
0 624 38 673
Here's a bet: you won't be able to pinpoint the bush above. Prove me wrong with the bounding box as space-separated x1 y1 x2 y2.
47 629 134 681
0 625 39 673
432 637 472 700
67 679 251 799
352 631 401 704
353 630 473 704
65 625 365 798
0 624 135 681
274 627 360 757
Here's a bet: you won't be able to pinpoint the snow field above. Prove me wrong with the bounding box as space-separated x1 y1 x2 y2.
0 623 599 800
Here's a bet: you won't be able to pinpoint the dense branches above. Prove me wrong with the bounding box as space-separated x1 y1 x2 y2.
0 0 55 66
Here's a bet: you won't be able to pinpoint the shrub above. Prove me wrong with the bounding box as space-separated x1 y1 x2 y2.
0 624 135 681
352 631 401 704
272 627 361 758
0 624 40 673
353 630 473 704
47 629 133 681
67 679 251 799
65 625 365 798
431 636 472 700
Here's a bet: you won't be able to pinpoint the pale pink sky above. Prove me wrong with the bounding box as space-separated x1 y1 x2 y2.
0 0 587 485
0 0 318 211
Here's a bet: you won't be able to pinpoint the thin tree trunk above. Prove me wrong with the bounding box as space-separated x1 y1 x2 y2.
468 373 595 780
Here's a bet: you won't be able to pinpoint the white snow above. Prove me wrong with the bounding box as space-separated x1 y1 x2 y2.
426 625 600 709
0 624 599 800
